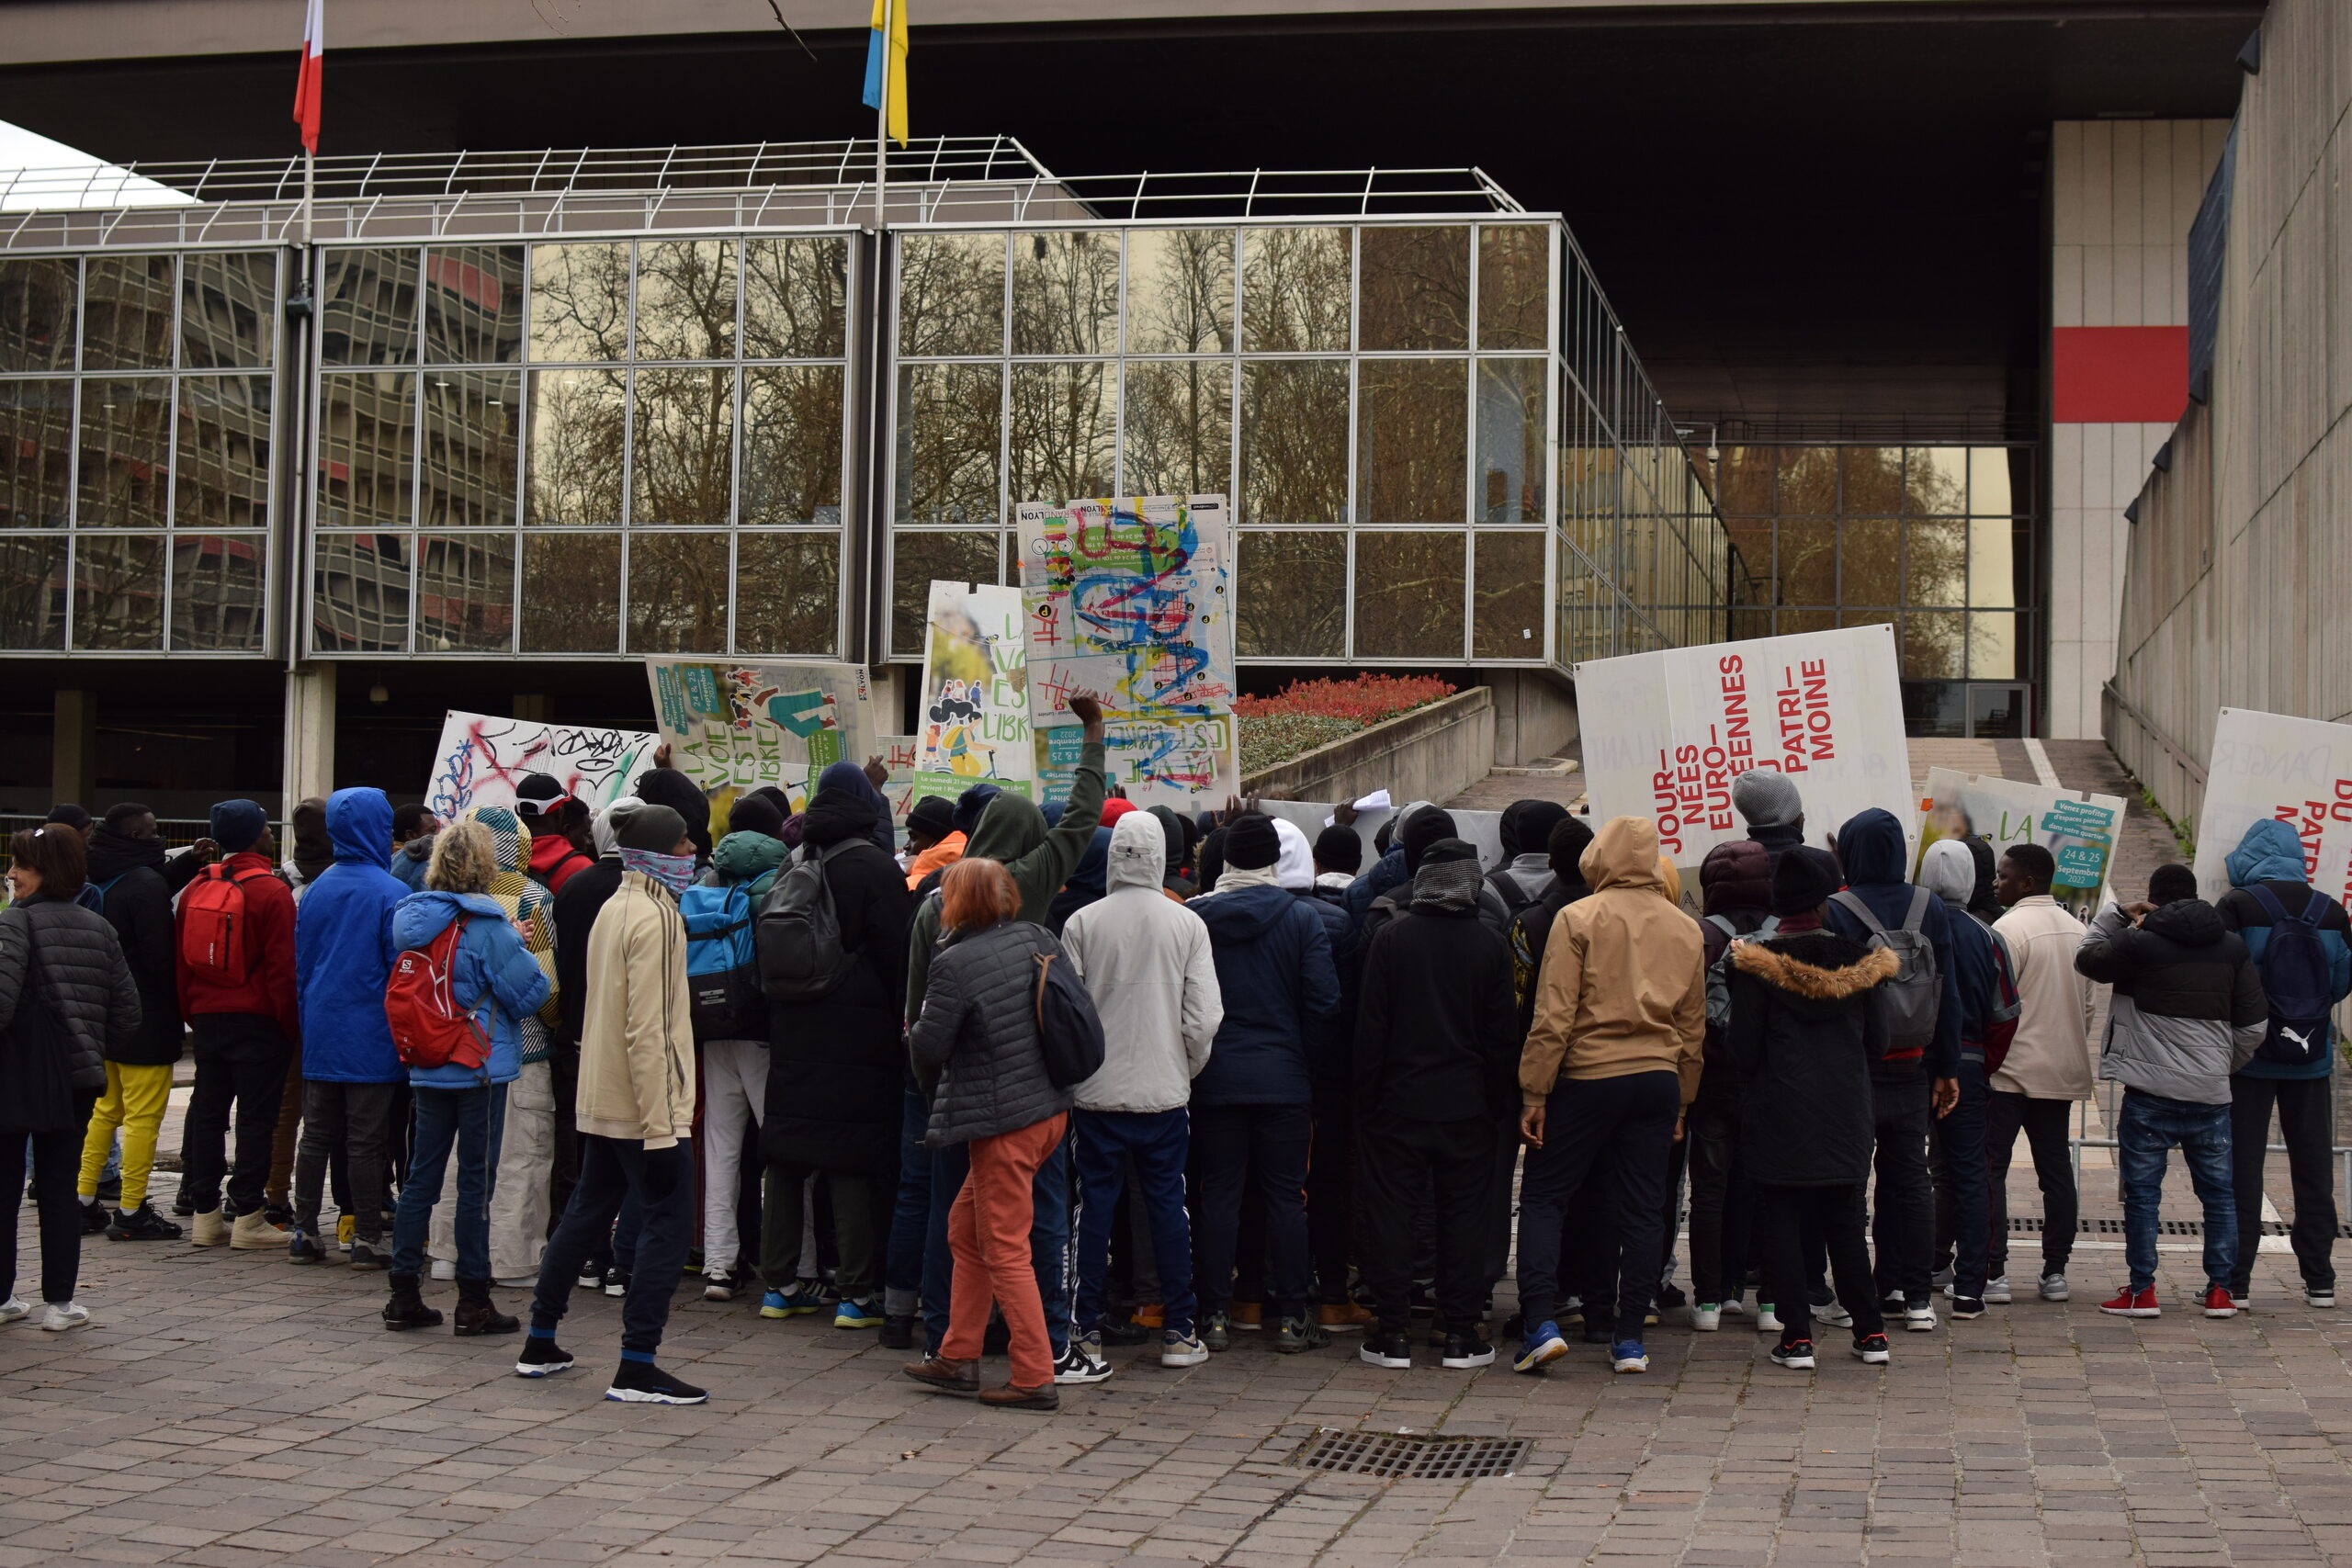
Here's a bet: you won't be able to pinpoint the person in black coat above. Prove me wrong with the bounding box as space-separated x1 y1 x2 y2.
758 778 916 1325
1725 846 1894 1370
74 804 186 1239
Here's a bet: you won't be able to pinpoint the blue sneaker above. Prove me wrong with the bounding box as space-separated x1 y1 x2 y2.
1513 1319 1569 1374
760 1284 824 1320
1610 1339 1648 1373
833 1297 885 1329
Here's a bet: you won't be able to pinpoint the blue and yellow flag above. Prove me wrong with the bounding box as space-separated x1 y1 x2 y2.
862 0 909 148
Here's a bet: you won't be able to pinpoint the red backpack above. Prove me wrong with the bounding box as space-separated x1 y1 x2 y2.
385 918 492 1072
179 863 271 986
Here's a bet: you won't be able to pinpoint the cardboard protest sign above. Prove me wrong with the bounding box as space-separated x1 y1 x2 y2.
1033 716 1241 813
915 581 1035 801
1917 766 2123 919
2193 707 2352 906
426 712 658 821
644 658 879 824
1574 625 1913 870
876 734 920 840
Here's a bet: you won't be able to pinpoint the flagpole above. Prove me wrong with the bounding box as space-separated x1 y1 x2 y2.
874 0 891 231
301 147 314 247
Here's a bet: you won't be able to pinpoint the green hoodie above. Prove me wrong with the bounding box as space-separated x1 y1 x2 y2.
903 738 1106 1021
710 829 790 899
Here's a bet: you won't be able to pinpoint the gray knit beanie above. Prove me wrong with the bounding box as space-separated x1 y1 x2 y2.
1731 768 1804 829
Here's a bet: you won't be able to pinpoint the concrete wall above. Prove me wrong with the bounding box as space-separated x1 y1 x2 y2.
1479 669 1578 766
1243 687 1496 807
2108 0 2352 829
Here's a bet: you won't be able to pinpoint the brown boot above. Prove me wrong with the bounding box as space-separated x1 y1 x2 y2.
453 1279 519 1337
901 1356 978 1396
978 1381 1059 1411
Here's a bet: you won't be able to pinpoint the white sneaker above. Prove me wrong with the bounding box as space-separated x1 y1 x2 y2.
1053 1337 1113 1385
1981 1276 2013 1304
1815 1298 1852 1329
40 1302 88 1333
1930 1265 1954 1290
2038 1273 2069 1303
496 1274 537 1290
1690 1303 1722 1332
2307 1288 2335 1309
1160 1331 1210 1369
1755 1303 1783 1334
430 1258 457 1282
1904 1303 1939 1332
0 1297 29 1325
1720 1297 1747 1317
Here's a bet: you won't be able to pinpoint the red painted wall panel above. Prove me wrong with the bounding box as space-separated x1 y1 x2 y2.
2052 325 2189 423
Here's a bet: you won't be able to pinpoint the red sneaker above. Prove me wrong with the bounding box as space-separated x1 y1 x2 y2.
2201 1285 2238 1318
2098 1285 2160 1317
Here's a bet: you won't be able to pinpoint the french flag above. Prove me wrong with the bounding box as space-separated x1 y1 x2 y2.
292 0 322 154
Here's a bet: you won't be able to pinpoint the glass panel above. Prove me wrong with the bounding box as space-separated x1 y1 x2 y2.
742 364 843 525
1240 228 1349 352
169 531 265 651
1840 518 1899 605
1774 446 1836 516
1476 358 1544 524
1904 682 1967 739
736 531 840 655
743 236 847 360
1012 231 1117 355
521 530 618 651
1901 611 1965 679
890 530 998 655
1969 446 2017 516
1359 226 1469 353
1905 520 1966 606
0 534 65 649
894 363 1000 526
1239 360 1346 525
180 253 275 368
1903 446 1967 515
1776 520 1835 604
1126 229 1233 354
1714 446 1776 516
634 240 735 362
319 371 415 529
72 533 163 649
1008 361 1114 510
1724 519 1772 604
524 367 625 525
175 375 272 531
321 249 417 366
631 366 733 525
82 254 175 370
0 379 73 527
1236 531 1346 658
1123 360 1231 497
423 245 526 364
0 257 75 371
1970 682 2029 737
627 530 728 652
1969 611 2019 679
1778 607 1837 637
415 531 514 652
1473 531 1544 658
76 377 172 528
1477 225 1547 351
1358 358 1466 524
311 531 410 653
898 232 1003 357
1838 608 1895 631
528 243 630 363
1354 531 1464 659
1838 446 1903 513
421 370 518 529
1970 516 2020 610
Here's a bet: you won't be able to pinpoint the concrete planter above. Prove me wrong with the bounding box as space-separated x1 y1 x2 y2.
1240 687 1496 806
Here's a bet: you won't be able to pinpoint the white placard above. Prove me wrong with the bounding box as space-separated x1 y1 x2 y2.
2193 707 2352 905
426 711 658 820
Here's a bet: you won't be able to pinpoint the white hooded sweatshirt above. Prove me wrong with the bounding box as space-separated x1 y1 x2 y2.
1060 810 1226 1112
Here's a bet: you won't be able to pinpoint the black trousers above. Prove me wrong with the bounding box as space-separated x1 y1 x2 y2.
1685 1068 1751 1306
2230 1074 2337 1293
1514 1070 1679 1340
1986 1090 2076 1278
1869 1065 1935 1301
1307 1084 1356 1305
1 1092 96 1305
762 1163 888 1301
293 1080 399 1243
532 1134 695 1355
1358 1108 1496 1336
1758 1181 1884 1346
182 1016 292 1218
1193 1101 1312 1319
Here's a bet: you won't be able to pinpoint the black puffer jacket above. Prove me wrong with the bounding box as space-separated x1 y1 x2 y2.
908 918 1069 1146
2075 897 2267 1104
0 893 141 1092
84 828 184 1066
1725 930 1894 1186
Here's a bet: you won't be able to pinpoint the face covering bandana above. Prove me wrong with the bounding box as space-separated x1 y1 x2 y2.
621 847 695 896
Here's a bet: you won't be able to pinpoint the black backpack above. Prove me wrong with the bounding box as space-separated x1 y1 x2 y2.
1031 951 1107 1089
2245 883 2339 1067
756 840 859 1002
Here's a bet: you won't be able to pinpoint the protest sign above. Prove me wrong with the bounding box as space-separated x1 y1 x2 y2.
1260 799 1509 873
644 658 879 825
426 712 657 821
2193 707 2352 906
1917 766 2123 918
914 581 1035 801
1574 625 1913 870
876 734 920 840
1032 716 1240 812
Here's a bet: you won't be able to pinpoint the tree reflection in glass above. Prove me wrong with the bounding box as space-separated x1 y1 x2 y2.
1236 531 1344 658
898 233 1003 357
895 363 999 526
1353 531 1464 658
635 241 735 362
1240 361 1346 525
1358 358 1465 524
1473 530 1544 658
744 237 846 360
1124 361 1230 497
0 536 65 649
528 243 629 363
1126 230 1233 355
1477 226 1547 352
1009 362 1113 509
1241 229 1348 352
1012 231 1117 356
73 533 164 649
0 258 75 373
632 367 733 525
736 532 840 655
628 530 729 652
1360 227 1469 353
524 368 624 525
521 531 617 650
742 365 843 525
0 379 73 527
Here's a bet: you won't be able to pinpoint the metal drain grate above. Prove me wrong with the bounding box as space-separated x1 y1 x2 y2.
2006 1215 2342 1237
1287 1429 1531 1481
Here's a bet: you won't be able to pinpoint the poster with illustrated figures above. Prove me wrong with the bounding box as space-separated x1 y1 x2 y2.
1917 766 2122 918
643 657 880 828
914 581 1035 802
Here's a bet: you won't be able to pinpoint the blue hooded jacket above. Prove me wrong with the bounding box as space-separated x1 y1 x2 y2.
1185 882 1340 1105
2219 817 2352 1078
293 788 410 1084
1825 807 1962 1079
388 888 548 1089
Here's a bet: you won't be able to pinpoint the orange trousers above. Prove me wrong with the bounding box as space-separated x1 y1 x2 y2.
942 1111 1068 1389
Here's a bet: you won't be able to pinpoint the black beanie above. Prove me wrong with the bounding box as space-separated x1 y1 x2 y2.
2149 863 2199 904
1399 807 1457 874
1313 825 1363 874
1224 812 1280 871
1547 816 1595 882
727 792 787 841
908 795 956 839
1772 845 1841 917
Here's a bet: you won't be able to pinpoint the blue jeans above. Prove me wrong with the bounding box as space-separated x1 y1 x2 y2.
1073 1108 1195 1339
2119 1089 2235 1292
391 1083 507 1280
887 1090 932 1318
922 1124 1070 1357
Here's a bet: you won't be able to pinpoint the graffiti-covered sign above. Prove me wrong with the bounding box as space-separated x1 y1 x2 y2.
643 658 879 822
426 712 657 820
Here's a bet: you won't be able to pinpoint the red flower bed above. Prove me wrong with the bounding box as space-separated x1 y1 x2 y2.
1235 674 1456 725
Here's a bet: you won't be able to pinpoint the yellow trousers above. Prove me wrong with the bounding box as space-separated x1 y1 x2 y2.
79 1061 173 1213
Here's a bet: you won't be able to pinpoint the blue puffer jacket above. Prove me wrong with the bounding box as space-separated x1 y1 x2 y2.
1342 844 1408 931
2220 818 2352 1079
1186 881 1340 1105
388 888 548 1089
1825 807 1962 1079
293 788 410 1084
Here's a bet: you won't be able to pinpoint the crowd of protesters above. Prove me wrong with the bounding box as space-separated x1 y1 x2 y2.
1 698 2346 1406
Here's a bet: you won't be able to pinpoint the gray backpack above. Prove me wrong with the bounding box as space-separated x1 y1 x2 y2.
1702 912 1778 1035
756 840 858 1002
1828 886 1940 1055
